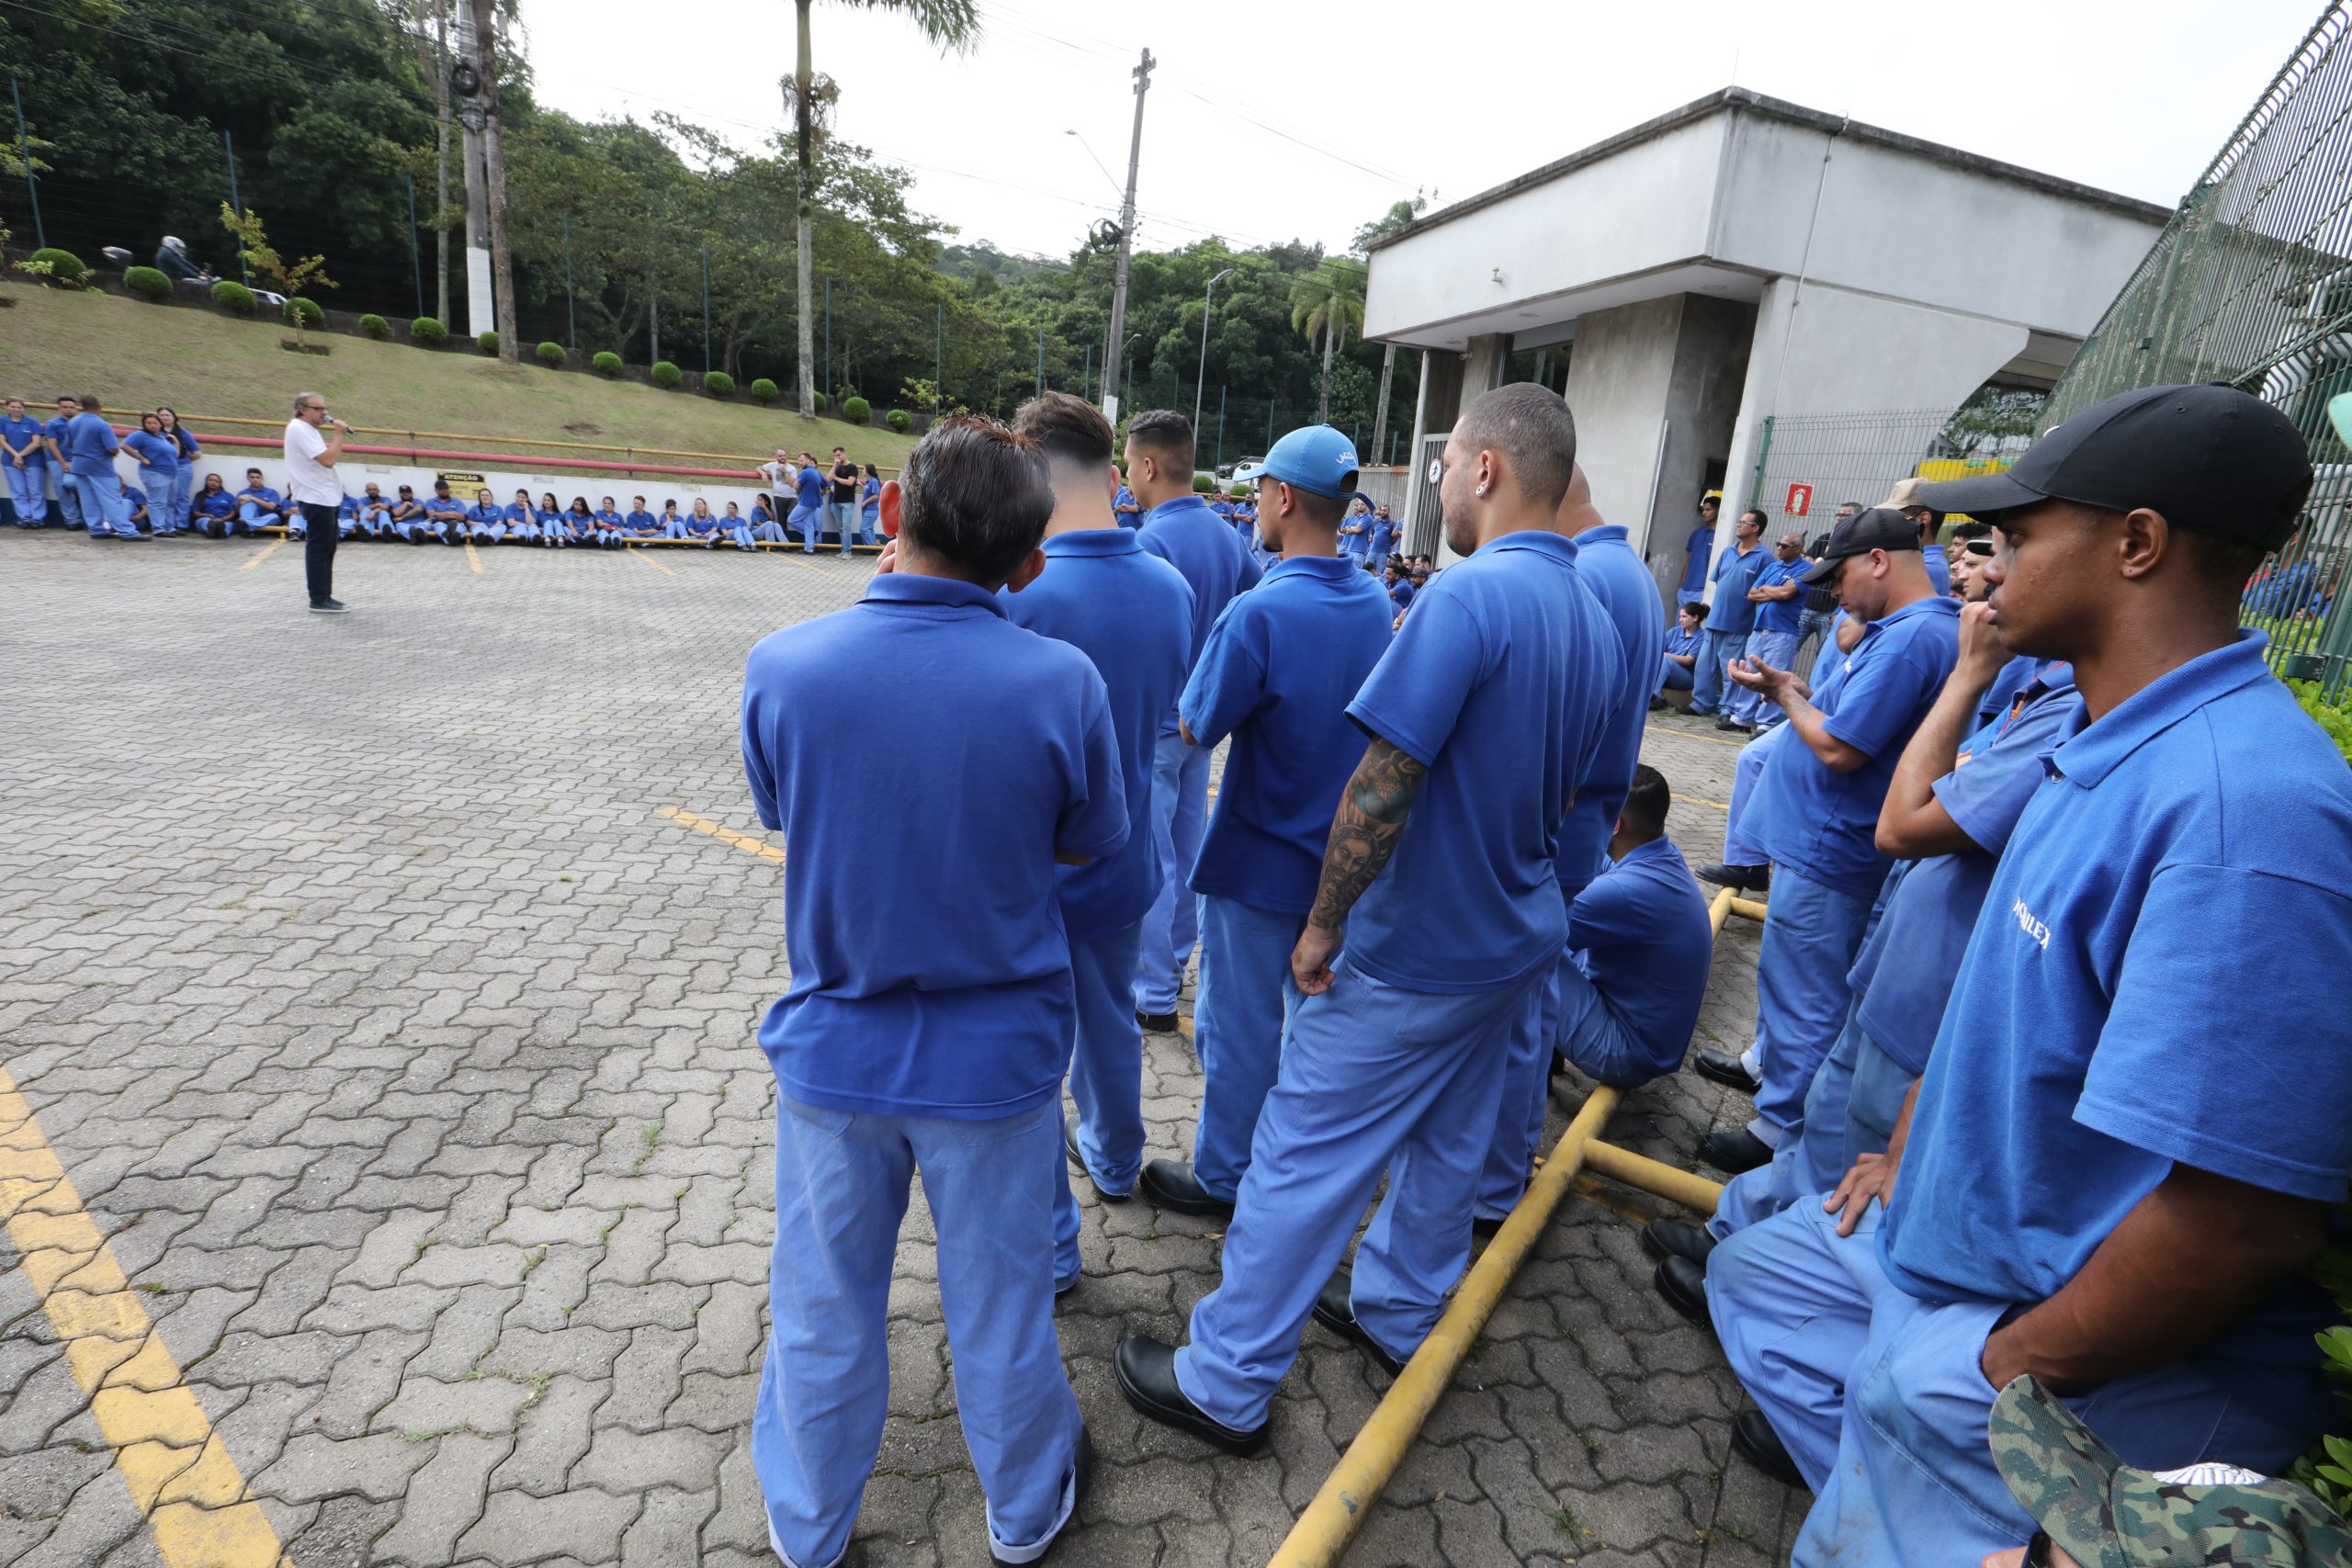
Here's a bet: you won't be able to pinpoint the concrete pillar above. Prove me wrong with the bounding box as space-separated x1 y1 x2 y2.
1400 350 1465 559
1462 333 1510 404
1712 276 1800 601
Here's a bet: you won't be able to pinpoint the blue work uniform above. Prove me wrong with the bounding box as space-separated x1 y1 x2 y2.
3 410 52 525
1690 540 1766 716
1922 540 1951 594
1658 623 1701 692
232 483 285 535
1387 576 1415 613
1177 553 1392 1204
620 508 660 539
424 498 469 541
861 476 880 536
1132 493 1265 1017
1113 484 1141 528
1174 531 1623 1426
1713 631 2352 1564
1338 508 1373 561
495 501 536 543
684 510 722 546
788 466 826 550
64 412 138 538
123 482 149 525
657 508 689 540
1678 522 1713 600
121 431 178 532
1002 529 1193 1279
464 502 503 542
1736 593 1959 1141
741 572 1125 1568
1553 836 1713 1086
192 489 237 536
45 414 85 527
1367 513 1396 562
1735 554 1810 725
165 425 200 535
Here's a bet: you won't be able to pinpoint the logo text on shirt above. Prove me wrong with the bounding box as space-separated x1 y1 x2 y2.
2010 897 2050 951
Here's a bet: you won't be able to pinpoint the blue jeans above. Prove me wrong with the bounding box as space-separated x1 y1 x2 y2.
1750 864 1873 1139
1057 919 1148 1282
4 460 46 524
1689 627 1747 716
79 469 136 537
1190 896 1304 1203
754 1095 1081 1568
829 499 857 554
1733 628 1801 726
1176 962 1536 1426
1132 732 1208 1016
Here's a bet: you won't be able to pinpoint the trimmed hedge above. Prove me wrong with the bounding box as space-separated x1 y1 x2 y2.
886 408 911 434
704 370 736 398
536 341 567 369
750 378 779 406
123 266 173 302
477 331 499 355
650 360 683 389
284 297 324 329
1192 473 1215 492
813 390 827 414
28 247 85 287
593 351 623 378
211 280 256 316
357 313 390 340
410 315 447 345
842 395 871 425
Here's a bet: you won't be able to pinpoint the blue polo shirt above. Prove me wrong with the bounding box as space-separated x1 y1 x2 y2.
624 509 658 532
1368 515 1395 559
1567 836 1713 1078
1339 512 1373 558
195 490 234 520
1744 593 1961 899
1137 493 1265 727
3 412 49 467
1180 554 1394 916
741 573 1128 1119
1662 623 1701 667
1883 633 2352 1345
1555 525 1667 898
1342 531 1623 992
1679 525 1713 599
466 503 503 526
237 485 284 513
1114 485 1140 526
794 467 825 511
62 412 120 478
122 429 175 474
1001 529 1193 931
1849 665 2080 1076
1978 654 2041 730
502 502 534 527
1388 578 1416 612
1707 542 1768 634
1923 543 1951 594
1751 556 1807 635
595 507 624 527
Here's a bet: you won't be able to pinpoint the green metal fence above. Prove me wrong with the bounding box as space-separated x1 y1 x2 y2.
2042 0 2352 694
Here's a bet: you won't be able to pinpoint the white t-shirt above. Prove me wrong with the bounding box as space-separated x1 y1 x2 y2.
284 417 339 506
759 460 792 498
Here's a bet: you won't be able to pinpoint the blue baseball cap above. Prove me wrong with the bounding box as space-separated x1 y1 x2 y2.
1232 424 1361 501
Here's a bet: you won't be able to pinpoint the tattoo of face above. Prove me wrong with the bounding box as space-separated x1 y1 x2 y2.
1306 738 1427 931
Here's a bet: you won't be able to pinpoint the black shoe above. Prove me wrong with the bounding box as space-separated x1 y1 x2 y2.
1691 1048 1760 1093
1471 1212 1509 1240
1310 1269 1406 1378
1114 1334 1267 1455
1654 1256 1713 1330
1649 696 1672 712
1732 1409 1804 1487
1701 1126 1773 1175
1136 1010 1180 1033
1064 1115 1129 1204
1695 862 1770 894
1136 1158 1235 1218
992 1427 1094 1564
308 599 350 615
1639 1220 1717 1269
1715 716 1754 733
1055 1271 1079 1301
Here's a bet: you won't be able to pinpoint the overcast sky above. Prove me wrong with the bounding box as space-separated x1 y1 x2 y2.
532 0 2318 262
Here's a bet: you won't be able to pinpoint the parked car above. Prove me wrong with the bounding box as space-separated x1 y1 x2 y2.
1215 454 1263 483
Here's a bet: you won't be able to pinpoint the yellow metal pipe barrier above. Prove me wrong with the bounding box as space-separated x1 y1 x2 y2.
162 411 906 472
1581 1140 1724 1213
1729 896 1769 923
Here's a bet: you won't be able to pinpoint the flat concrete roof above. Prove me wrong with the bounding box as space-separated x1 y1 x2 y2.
1364 88 2175 254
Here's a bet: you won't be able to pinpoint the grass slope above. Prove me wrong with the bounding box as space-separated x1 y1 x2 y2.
1 282 919 468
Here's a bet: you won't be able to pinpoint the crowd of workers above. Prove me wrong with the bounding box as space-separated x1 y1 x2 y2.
735 378 2352 1568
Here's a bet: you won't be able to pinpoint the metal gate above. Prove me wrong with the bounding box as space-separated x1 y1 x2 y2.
1402 432 1448 558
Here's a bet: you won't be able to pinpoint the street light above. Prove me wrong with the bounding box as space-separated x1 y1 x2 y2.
1193 265 1235 438
1062 130 1125 198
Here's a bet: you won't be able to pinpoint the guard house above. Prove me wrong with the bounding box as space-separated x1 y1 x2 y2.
1366 89 2169 598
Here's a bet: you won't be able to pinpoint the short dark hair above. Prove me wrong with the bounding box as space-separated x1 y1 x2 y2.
1453 383 1577 512
1014 390 1115 469
1125 409 1195 474
246 467 263 478
900 414 1054 582
1682 600 1709 623
1287 486 1345 529
77 394 100 410
1950 520 1991 542
1621 764 1670 840
1737 509 1767 532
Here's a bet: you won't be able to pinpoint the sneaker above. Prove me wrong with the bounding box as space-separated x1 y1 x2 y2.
309 599 350 615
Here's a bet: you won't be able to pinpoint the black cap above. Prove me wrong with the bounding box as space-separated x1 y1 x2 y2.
1799 507 1918 584
1916 384 2312 550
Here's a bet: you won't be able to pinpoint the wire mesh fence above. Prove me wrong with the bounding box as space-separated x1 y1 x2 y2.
2042 1 2352 694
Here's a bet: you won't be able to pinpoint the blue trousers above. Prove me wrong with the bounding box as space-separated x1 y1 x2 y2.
135 467 175 530
1176 963 1535 1427
169 464 195 534
1190 896 1303 1203
1133 733 1208 1015
1732 629 1800 726
1657 656 1694 694
1057 920 1147 1282
1720 725 1786 868
1476 954 1559 1222
1749 865 1873 1138
5 460 47 524
787 503 820 551
52 469 84 528
79 470 136 537
728 525 757 550
754 1095 1080 1568
753 520 786 545
1710 999 1907 1240
1710 1201 2335 1562
1689 627 1747 716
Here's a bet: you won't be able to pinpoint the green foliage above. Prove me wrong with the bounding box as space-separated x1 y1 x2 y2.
886 408 911 434
357 313 390 340
2290 680 2352 764
842 395 870 425
211 280 257 317
594 351 625 378
477 332 500 355
1193 472 1215 492
650 360 683 389
284 296 325 329
25 247 86 287
703 370 735 398
410 316 448 346
123 266 173 303
900 378 941 413
536 341 567 369
219 205 334 333
750 378 780 405
814 390 828 414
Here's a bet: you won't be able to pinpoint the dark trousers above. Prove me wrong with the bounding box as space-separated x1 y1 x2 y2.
300 502 339 604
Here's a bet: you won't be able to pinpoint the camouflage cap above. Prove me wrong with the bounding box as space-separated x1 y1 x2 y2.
1990 1375 2352 1568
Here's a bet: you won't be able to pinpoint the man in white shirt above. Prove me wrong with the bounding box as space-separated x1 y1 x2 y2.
757 446 795 529
285 391 351 614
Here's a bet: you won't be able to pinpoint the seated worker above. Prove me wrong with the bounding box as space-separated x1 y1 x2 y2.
232 468 287 536
498 488 539 545
749 498 787 546
329 490 363 541
124 481 151 532
684 497 723 547
592 495 627 543
1384 559 1415 613
355 483 397 538
719 500 756 551
1656 602 1706 700
424 480 470 544
561 497 602 549
464 488 504 544
536 491 572 547
790 456 825 551
658 499 690 540
190 472 236 536
386 484 434 545
621 495 662 541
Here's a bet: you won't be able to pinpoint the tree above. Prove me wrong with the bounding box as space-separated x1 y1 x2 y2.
219 203 337 342
785 0 980 418
1291 256 1366 424
471 0 519 365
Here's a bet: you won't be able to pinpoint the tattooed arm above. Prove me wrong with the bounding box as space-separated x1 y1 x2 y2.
1291 735 1429 994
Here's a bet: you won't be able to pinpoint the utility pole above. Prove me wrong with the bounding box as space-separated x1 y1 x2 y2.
1193 265 1233 438
10 78 43 252
453 0 493 340
427 0 451 323
1101 46 1153 423
469 0 518 363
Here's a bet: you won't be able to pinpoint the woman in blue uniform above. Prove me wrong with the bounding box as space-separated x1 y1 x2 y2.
3 397 50 525
157 406 199 536
123 414 181 534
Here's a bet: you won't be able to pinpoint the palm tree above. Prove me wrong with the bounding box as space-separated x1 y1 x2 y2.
1291 256 1366 425
787 0 980 420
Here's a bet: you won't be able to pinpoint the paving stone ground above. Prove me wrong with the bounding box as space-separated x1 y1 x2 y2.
0 528 1800 1567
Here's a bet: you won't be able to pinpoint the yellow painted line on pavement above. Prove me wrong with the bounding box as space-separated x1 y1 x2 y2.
626 546 676 578
1645 724 1747 750
1672 793 1730 811
237 539 284 571
463 539 484 575
656 805 782 863
0 1064 294 1568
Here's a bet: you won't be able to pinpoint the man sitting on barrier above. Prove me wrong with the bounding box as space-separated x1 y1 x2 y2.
620 496 661 542
1705 383 2352 1562
232 468 288 536
1114 384 1622 1446
424 480 469 543
386 484 434 544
